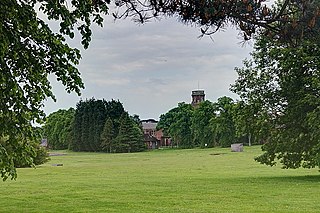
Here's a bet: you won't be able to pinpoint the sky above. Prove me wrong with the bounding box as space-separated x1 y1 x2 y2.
43 13 253 120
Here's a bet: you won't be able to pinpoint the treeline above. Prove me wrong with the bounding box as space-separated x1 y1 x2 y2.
157 96 262 148
44 98 145 153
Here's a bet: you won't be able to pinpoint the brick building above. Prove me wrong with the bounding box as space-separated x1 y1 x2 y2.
141 119 171 149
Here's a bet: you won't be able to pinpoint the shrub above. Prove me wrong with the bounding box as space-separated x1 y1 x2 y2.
13 141 50 168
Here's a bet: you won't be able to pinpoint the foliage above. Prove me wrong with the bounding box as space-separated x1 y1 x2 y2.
232 101 270 146
72 98 125 152
232 36 320 169
158 103 194 148
44 98 143 154
210 96 237 148
100 117 115 153
0 0 110 180
158 98 245 149
72 99 106 151
191 100 216 148
32 145 50 166
43 108 75 150
115 0 320 43
72 98 143 153
14 142 50 168
0 136 49 173
113 112 145 153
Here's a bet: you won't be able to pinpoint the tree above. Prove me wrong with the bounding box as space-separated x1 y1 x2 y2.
43 108 75 150
210 96 237 148
115 0 320 43
113 112 144 153
232 101 270 146
71 98 128 152
100 117 115 153
0 133 49 177
191 100 215 148
158 102 194 148
105 99 126 137
72 98 110 152
232 36 320 169
1 0 111 180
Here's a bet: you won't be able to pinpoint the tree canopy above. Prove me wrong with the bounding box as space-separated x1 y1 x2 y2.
210 96 237 148
231 35 320 169
114 0 320 43
71 98 125 152
112 112 145 153
1 0 110 180
158 102 194 148
192 100 216 148
43 108 75 150
157 98 251 149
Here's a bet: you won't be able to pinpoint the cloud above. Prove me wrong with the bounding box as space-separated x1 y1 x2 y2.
92 78 131 86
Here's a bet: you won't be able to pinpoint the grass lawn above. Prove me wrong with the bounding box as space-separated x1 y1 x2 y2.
1 146 319 212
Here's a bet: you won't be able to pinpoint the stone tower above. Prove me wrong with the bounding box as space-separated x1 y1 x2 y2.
191 90 205 107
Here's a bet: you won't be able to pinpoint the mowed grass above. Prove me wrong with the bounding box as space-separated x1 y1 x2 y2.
1 146 319 213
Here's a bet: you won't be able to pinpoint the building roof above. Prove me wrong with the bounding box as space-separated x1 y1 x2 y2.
142 122 157 130
141 119 158 130
141 118 158 123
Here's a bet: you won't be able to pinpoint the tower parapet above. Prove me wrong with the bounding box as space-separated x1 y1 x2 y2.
191 90 205 107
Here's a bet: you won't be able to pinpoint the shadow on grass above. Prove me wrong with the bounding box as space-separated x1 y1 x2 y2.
252 174 320 183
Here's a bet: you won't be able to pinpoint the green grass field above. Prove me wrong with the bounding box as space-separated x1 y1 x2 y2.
1 146 319 212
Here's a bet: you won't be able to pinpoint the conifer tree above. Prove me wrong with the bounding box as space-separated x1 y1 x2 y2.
100 117 114 153
72 98 107 151
72 98 127 152
114 112 144 153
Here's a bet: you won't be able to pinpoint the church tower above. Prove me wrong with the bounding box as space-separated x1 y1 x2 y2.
191 90 205 107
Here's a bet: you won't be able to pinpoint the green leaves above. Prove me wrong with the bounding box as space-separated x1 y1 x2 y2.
114 0 320 42
158 98 242 149
210 97 237 148
44 108 75 150
233 34 320 170
1 0 111 180
192 101 215 148
158 102 194 148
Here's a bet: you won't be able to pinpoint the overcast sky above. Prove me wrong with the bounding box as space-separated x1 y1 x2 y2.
44 14 253 120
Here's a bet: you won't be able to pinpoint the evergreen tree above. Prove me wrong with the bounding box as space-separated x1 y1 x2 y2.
72 98 129 152
100 117 114 153
72 98 108 152
90 99 106 152
113 112 144 153
105 99 125 137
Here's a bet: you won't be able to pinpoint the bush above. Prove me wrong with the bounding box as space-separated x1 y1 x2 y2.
14 141 50 168
32 145 50 166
